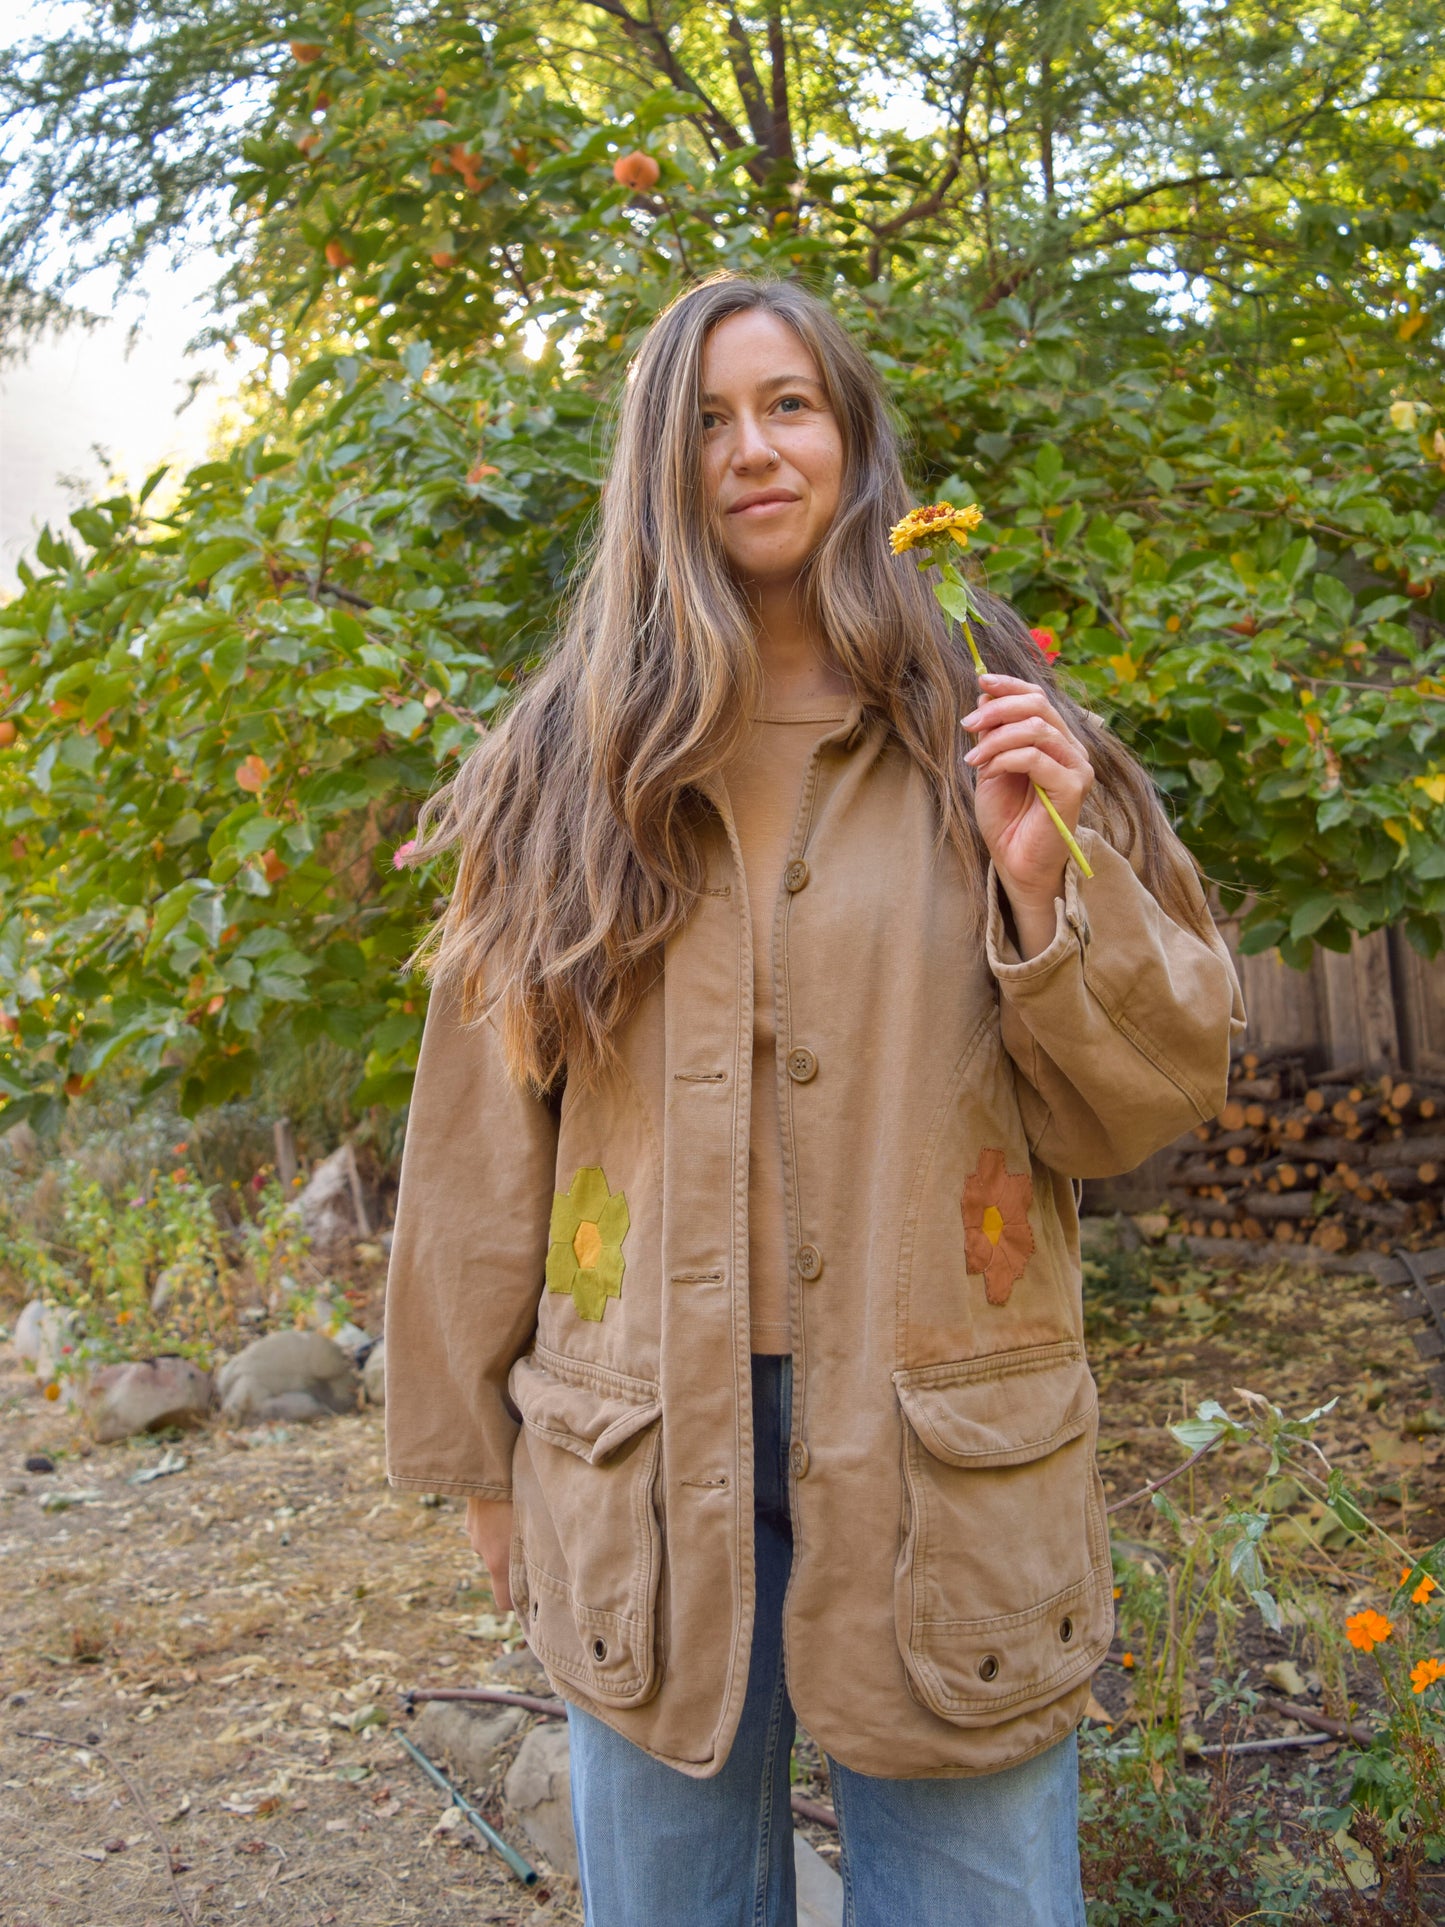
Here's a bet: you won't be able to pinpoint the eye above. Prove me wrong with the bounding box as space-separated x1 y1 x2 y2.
700 410 720 431
776 395 806 415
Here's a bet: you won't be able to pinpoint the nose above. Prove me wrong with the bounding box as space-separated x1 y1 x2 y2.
730 409 776 472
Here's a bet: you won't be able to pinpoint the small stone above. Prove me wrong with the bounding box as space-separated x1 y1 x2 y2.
15 1301 80 1381
794 1833 844 1926
216 1330 358 1425
295 1146 366 1249
362 1340 385 1406
12 1300 46 1363
504 1723 577 1881
24 1454 55 1474
411 1701 525 1788
486 1647 549 1693
83 1358 213 1444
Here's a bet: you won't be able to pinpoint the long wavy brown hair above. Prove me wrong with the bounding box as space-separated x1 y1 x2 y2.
407 272 1209 1093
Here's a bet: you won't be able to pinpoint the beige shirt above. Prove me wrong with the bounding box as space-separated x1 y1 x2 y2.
718 696 853 1353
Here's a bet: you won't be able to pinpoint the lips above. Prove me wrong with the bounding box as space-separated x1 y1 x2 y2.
727 489 799 515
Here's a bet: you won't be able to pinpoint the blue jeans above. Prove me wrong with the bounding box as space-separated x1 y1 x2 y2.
568 1354 1088 1926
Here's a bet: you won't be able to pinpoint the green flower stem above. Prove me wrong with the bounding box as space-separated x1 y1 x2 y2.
956 612 1095 881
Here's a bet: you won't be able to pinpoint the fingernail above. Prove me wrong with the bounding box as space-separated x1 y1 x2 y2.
963 746 980 762
961 710 981 727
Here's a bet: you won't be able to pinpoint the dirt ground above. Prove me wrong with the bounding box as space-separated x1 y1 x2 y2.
2 1235 1443 1927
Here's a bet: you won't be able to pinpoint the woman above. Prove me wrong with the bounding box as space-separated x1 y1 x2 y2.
384 273 1245 1926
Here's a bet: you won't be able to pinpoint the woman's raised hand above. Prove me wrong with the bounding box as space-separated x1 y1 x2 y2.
960 672 1095 916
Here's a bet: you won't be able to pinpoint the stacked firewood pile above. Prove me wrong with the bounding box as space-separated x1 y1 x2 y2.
1162 1049 1445 1254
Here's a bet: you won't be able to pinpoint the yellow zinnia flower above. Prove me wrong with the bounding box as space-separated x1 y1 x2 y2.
888 501 983 555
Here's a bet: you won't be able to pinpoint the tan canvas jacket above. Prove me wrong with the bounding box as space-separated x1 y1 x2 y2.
384 699 1246 1779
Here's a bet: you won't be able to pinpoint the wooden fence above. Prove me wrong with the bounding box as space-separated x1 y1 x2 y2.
1213 917 1445 1076
1081 916 1445 1213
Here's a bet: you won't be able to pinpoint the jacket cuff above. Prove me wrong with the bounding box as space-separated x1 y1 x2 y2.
387 1472 513 1502
985 840 1093 984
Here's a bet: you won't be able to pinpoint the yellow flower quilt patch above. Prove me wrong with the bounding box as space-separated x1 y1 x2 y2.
546 1166 630 1322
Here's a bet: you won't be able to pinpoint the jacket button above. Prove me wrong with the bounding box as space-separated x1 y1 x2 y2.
978 1653 1000 1682
784 858 810 892
790 1441 810 1478
787 1046 818 1083
796 1243 822 1281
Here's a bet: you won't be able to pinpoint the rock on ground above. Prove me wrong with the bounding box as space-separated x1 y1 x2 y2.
82 1357 212 1444
503 1722 578 1882
216 1330 358 1425
362 1339 385 1406
794 1832 844 1925
411 1701 525 1789
296 1144 367 1248
13 1300 80 1381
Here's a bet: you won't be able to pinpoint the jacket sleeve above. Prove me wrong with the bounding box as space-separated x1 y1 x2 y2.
383 981 559 1500
986 822 1246 1180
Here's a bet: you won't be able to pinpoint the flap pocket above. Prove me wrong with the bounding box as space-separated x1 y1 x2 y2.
508 1346 664 1708
892 1340 1112 1727
509 1348 662 1465
893 1340 1094 1468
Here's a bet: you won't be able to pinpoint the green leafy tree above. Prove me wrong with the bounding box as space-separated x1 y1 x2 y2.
1 3 1442 1128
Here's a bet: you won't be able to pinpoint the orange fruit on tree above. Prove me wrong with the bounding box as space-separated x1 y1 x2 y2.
1406 578 1434 598
0 719 15 747
612 150 660 189
324 238 352 269
289 41 322 62
431 249 457 269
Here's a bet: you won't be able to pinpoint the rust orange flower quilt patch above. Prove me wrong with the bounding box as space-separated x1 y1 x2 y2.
961 1147 1035 1306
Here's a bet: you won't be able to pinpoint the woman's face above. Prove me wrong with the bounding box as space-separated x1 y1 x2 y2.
698 309 844 588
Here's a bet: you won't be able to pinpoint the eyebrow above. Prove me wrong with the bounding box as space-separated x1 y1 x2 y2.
698 373 823 406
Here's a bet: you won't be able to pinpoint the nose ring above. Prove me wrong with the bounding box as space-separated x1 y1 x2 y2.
766 447 779 465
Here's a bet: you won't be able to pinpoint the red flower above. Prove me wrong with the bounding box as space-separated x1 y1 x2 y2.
1029 627 1060 664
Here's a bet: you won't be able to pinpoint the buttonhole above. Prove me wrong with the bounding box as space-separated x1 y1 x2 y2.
674 1070 727 1082
669 1270 724 1284
680 1475 730 1489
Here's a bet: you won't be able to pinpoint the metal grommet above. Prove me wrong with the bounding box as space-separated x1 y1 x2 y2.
592 1636 608 1662
1059 1616 1074 1644
978 1654 1000 1682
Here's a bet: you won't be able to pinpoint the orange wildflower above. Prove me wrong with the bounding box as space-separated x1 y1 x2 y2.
1345 1608 1394 1653
1410 1656 1445 1694
1121 1652 1135 1669
1401 1565 1438 1606
961 1146 1036 1306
